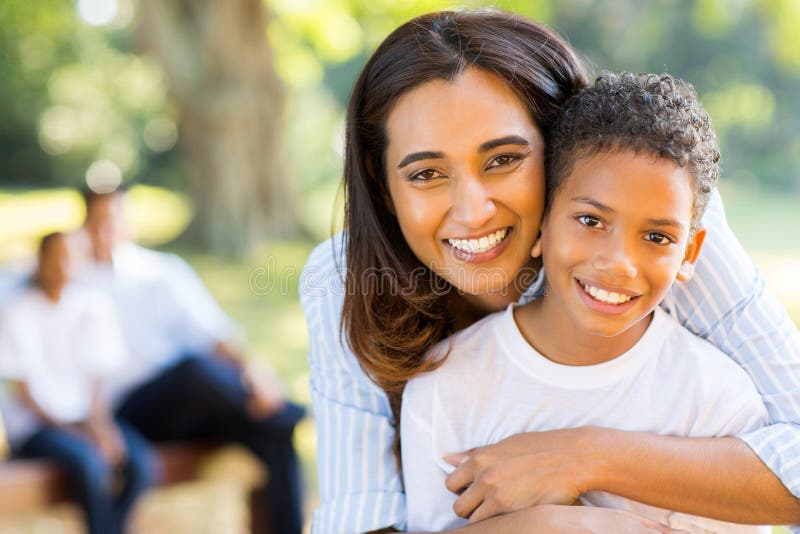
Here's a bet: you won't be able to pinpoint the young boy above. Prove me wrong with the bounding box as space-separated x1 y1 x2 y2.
0 233 156 534
401 72 771 533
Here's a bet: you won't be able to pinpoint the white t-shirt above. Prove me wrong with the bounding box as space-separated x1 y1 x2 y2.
0 285 127 449
76 243 238 401
402 306 770 533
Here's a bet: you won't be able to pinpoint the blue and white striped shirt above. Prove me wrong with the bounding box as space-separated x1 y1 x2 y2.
300 190 800 534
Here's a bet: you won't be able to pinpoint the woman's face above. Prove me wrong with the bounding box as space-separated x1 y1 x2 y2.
384 68 545 310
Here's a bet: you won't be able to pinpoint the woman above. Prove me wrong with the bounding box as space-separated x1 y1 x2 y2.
300 9 800 534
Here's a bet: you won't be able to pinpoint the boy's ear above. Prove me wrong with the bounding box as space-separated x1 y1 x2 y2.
676 227 707 282
531 227 544 258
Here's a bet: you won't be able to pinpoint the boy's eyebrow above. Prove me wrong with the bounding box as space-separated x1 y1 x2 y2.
571 197 613 212
572 196 686 231
398 151 444 169
644 217 685 231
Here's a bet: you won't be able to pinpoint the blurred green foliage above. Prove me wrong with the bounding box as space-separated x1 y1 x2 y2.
0 0 180 191
268 0 800 241
0 185 190 262
0 0 798 241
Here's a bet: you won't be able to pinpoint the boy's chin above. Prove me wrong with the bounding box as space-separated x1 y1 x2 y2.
580 313 651 339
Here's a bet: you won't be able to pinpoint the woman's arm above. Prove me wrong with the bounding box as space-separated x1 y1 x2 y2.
445 428 800 524
445 190 800 525
368 505 680 534
301 238 406 534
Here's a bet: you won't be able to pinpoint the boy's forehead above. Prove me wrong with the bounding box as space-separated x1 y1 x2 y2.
559 150 694 223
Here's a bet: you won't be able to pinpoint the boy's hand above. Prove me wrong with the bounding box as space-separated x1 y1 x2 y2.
82 419 127 467
444 428 598 522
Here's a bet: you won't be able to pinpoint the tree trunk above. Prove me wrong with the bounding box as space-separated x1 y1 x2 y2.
136 0 298 257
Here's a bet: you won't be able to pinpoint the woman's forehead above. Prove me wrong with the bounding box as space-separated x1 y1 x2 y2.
384 69 539 162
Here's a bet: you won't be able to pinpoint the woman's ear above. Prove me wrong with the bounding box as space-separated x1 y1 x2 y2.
676 227 707 282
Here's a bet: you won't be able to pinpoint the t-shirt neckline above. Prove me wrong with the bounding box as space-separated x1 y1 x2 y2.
497 304 674 389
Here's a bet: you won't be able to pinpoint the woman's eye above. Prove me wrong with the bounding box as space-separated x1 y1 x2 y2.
486 154 520 169
645 232 673 245
409 169 444 182
578 215 603 228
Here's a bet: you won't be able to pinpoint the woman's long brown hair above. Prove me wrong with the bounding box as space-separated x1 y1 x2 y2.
340 8 588 464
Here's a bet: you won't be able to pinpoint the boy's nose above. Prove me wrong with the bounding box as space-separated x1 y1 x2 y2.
449 176 497 229
591 239 638 280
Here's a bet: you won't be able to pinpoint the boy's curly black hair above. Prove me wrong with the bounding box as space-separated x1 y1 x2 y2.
545 72 721 230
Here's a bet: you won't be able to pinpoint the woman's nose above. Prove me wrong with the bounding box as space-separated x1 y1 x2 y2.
449 176 497 229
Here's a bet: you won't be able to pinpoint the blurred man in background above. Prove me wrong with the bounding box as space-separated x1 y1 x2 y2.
77 188 305 534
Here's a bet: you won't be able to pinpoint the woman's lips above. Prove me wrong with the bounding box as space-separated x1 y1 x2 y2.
443 227 513 264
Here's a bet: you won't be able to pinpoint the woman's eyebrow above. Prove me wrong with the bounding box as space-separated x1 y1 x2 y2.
396 135 530 169
479 135 530 152
397 151 444 169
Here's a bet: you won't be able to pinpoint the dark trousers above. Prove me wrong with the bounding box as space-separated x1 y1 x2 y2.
116 356 305 534
17 420 157 534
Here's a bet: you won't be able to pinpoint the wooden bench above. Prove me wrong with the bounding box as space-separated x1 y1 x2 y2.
0 442 273 533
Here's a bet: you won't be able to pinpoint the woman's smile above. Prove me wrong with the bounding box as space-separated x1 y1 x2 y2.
443 226 513 263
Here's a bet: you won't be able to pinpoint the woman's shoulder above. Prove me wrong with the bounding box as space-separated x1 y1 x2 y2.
300 233 347 302
304 233 346 268
302 232 346 276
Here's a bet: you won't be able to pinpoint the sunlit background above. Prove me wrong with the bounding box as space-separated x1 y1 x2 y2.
1 0 799 532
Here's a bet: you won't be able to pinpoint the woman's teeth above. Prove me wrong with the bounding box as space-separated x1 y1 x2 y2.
448 228 508 254
580 281 633 304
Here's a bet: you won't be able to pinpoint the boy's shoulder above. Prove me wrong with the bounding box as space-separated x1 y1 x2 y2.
657 309 758 393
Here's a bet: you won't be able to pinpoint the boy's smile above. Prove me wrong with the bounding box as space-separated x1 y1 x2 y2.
521 149 705 364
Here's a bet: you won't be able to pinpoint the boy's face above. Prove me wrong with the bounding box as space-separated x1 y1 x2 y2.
534 149 705 338
38 236 72 293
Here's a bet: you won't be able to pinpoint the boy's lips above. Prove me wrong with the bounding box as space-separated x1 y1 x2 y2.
574 277 641 315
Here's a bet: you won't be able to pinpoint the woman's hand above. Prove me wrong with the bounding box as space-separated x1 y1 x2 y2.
444 428 597 522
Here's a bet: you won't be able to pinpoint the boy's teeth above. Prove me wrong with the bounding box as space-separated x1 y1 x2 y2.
581 281 633 304
448 228 508 254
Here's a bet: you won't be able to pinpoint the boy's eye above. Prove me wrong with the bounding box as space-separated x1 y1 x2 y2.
409 168 445 182
577 215 603 228
645 232 673 245
486 154 521 169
